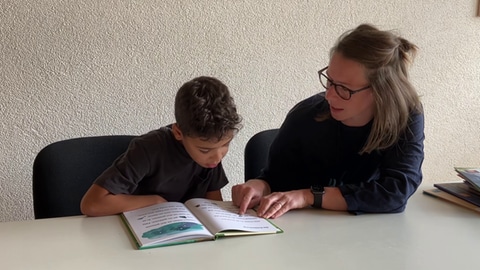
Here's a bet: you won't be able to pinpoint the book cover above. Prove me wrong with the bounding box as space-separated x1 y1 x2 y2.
433 182 480 207
121 198 283 249
423 188 480 213
454 167 480 191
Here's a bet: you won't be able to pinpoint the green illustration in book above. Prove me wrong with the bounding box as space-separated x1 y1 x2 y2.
142 222 204 239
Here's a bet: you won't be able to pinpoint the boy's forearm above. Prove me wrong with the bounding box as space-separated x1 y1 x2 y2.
81 188 166 217
205 190 223 201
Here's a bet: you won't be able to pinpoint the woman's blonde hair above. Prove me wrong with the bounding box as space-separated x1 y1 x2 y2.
319 24 422 154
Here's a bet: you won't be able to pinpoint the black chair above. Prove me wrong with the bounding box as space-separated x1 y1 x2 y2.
32 135 135 219
244 129 279 181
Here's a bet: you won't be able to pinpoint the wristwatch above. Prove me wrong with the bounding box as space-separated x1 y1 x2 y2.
310 185 325 208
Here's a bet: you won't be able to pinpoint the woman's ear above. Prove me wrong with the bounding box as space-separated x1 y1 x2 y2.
171 124 183 141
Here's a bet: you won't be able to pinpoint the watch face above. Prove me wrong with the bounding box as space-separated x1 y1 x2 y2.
311 185 325 194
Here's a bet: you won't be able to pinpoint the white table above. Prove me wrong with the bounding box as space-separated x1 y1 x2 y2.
2 187 480 270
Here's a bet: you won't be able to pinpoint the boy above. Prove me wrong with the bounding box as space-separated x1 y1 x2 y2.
81 76 242 216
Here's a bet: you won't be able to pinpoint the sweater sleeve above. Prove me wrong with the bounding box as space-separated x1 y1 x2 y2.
339 112 425 214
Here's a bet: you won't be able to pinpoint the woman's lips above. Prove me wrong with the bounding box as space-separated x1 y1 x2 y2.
330 105 343 113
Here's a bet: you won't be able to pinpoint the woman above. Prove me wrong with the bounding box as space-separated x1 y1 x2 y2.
232 24 424 218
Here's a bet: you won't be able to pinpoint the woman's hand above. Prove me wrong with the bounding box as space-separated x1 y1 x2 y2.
256 189 311 219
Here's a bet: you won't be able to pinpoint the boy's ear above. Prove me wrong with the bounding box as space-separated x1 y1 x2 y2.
172 124 183 140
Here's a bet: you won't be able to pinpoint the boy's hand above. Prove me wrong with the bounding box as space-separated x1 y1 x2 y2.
231 179 270 215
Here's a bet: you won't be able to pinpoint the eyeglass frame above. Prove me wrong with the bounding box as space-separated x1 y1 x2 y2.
318 66 371 100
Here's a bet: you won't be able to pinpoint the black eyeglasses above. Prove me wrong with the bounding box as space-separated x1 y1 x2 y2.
318 67 371 100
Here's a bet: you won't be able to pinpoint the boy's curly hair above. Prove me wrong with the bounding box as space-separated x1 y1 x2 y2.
174 76 242 141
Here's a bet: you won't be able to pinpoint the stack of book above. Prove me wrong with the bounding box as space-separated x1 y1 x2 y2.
423 167 480 213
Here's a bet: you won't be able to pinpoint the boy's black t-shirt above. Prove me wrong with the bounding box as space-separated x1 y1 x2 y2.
94 126 228 202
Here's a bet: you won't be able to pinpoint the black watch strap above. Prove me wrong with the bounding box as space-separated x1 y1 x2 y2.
311 186 325 208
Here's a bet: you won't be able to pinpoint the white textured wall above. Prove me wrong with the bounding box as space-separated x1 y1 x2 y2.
1 0 479 222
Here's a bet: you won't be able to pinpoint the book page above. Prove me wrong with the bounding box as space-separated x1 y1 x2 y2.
122 202 213 248
185 198 282 236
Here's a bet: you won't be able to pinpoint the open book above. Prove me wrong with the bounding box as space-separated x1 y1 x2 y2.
121 198 283 249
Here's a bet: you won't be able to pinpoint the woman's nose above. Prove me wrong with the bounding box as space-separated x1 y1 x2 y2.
325 85 338 101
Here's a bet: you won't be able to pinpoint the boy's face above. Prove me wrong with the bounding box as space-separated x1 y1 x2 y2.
172 124 233 169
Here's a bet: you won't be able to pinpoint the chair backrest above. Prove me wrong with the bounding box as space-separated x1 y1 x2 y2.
244 129 279 181
32 135 135 219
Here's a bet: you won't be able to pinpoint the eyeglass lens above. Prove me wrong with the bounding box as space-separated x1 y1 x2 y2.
319 73 350 100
